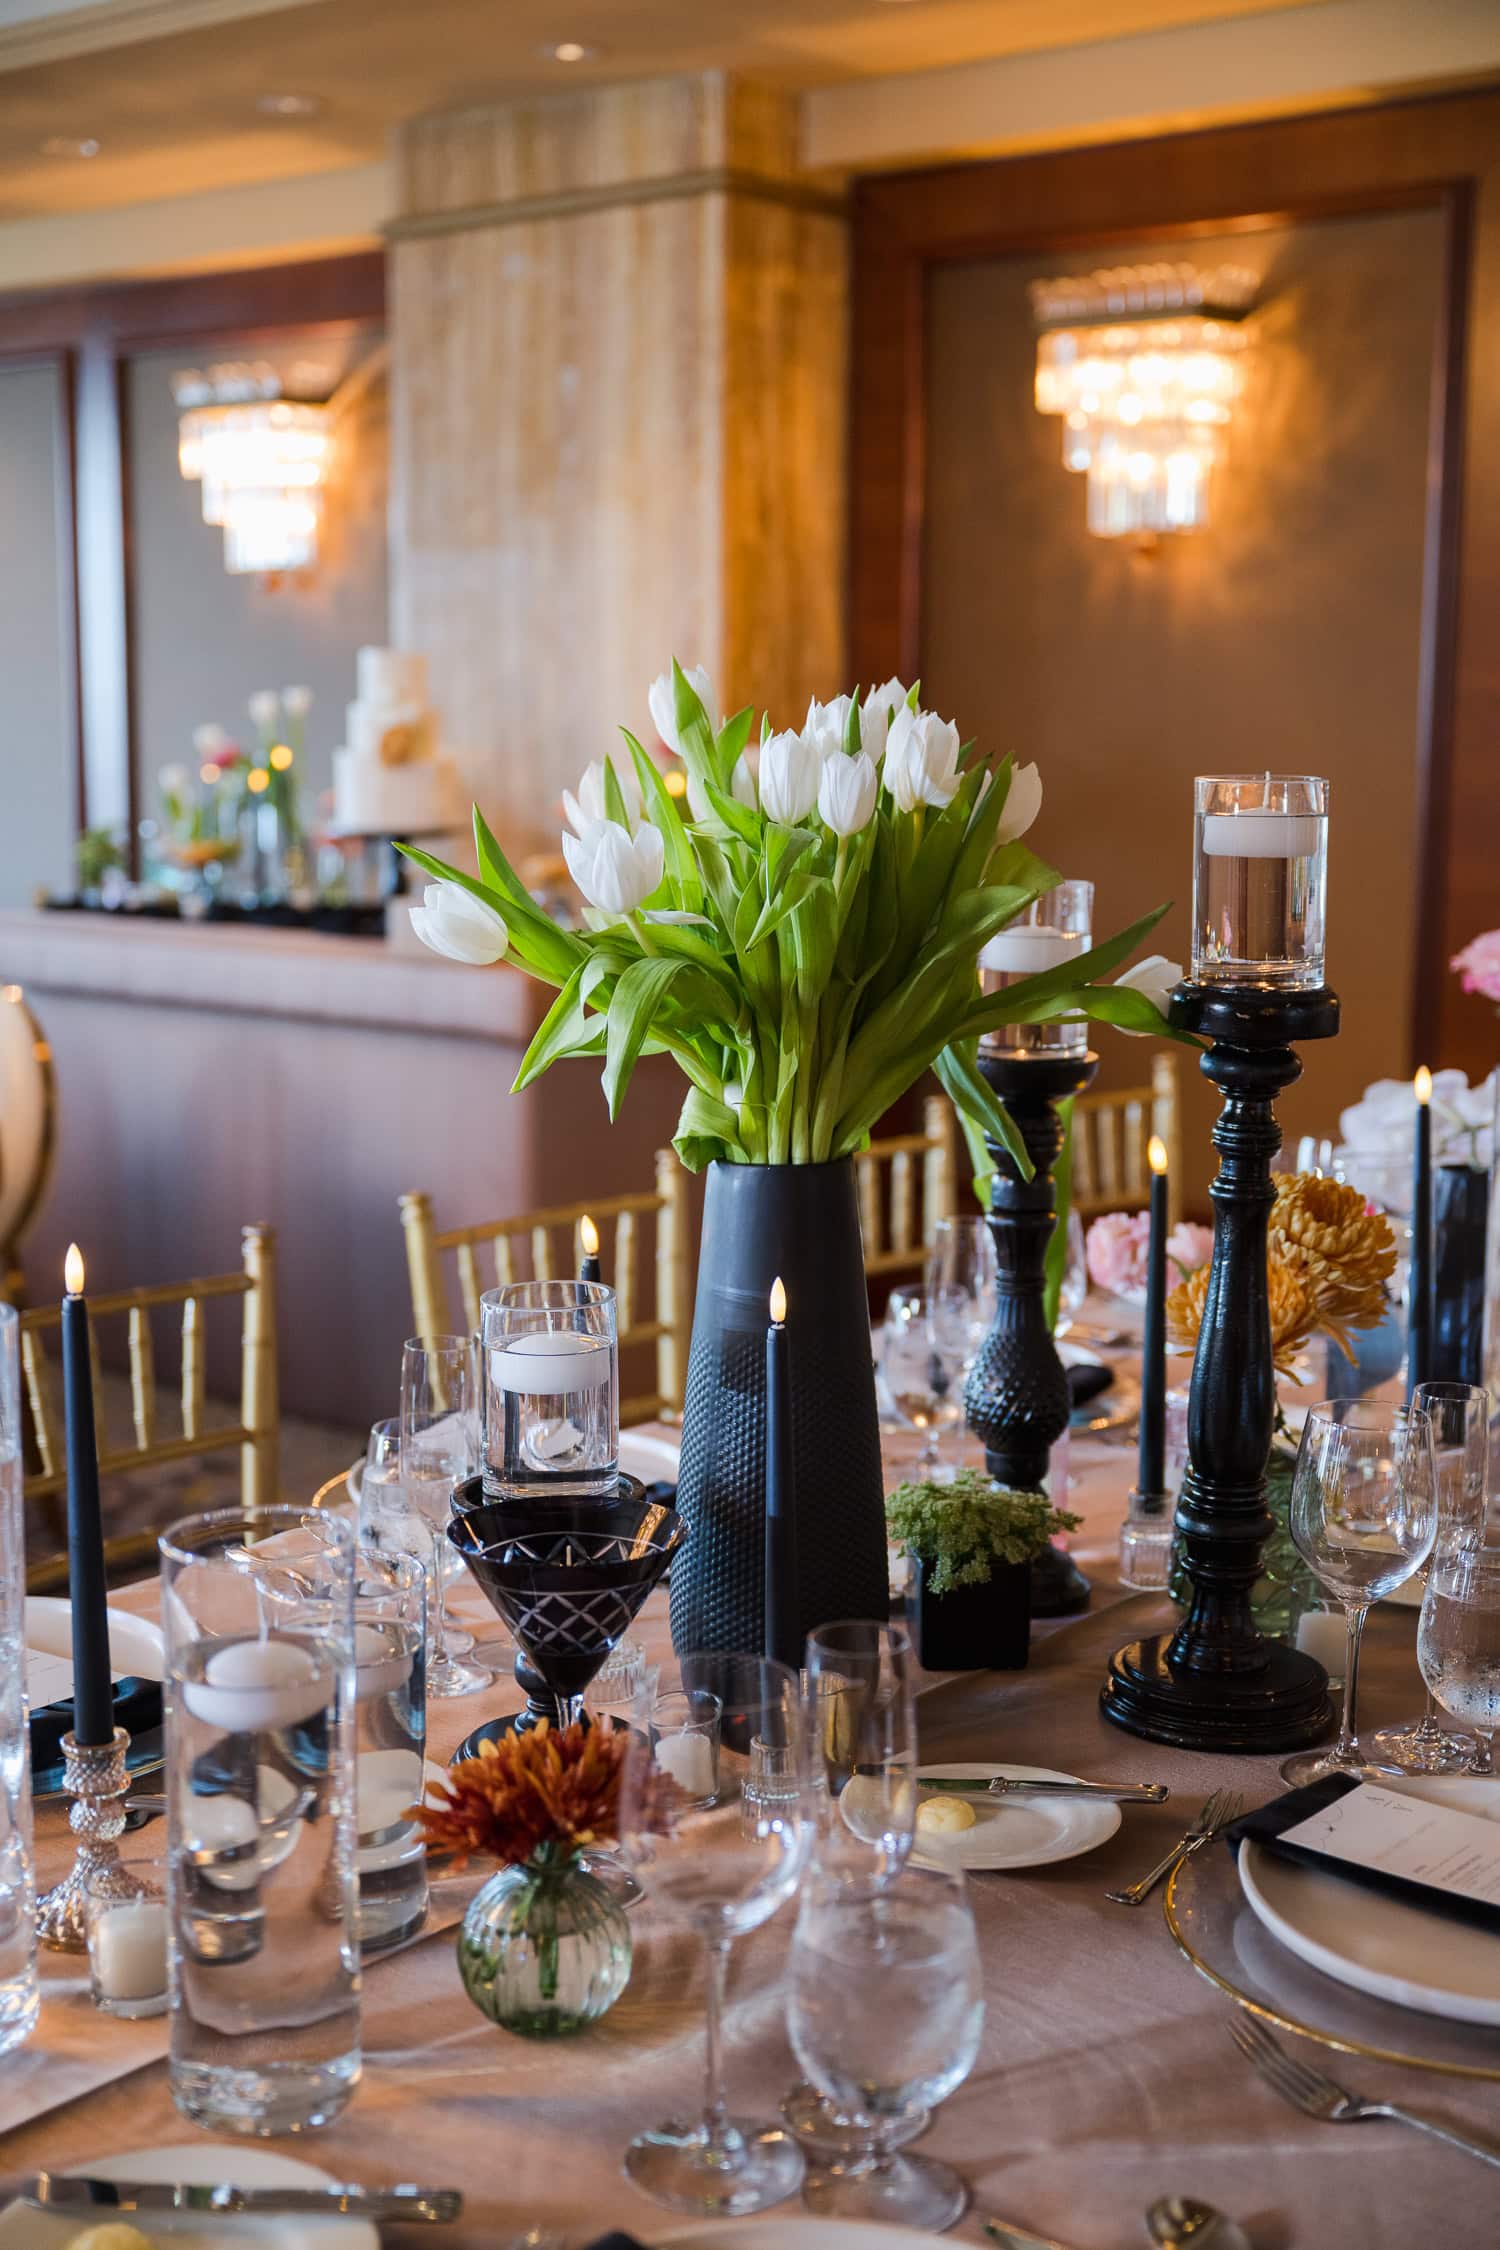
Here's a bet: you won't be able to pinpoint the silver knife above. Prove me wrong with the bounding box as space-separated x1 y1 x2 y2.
25 2175 462 2223
923 1775 1168 1804
985 2217 1083 2250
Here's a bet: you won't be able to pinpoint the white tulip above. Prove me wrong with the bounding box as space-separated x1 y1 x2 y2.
192 723 229 757
759 729 822 825
409 881 509 966
883 706 962 813
563 754 643 839
158 763 190 798
247 689 279 731
802 695 853 761
1114 954 1183 1032
562 818 665 916
282 684 313 717
648 664 715 756
818 749 878 838
997 760 1043 843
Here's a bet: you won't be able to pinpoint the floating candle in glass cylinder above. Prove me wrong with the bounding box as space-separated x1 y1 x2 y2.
980 879 1094 1055
1192 775 1328 987
481 1280 619 1498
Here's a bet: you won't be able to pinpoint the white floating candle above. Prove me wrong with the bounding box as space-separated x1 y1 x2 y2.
979 927 1085 974
656 1730 716 1799
354 1622 414 1703
91 1897 168 2002
356 1748 425 1840
1294 1607 1347 1678
183 1635 328 1733
1200 812 1324 858
182 1790 261 1891
488 1331 613 1393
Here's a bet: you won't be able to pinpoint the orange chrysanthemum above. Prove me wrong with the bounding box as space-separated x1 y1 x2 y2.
416 1719 656 1870
1269 1173 1396 1358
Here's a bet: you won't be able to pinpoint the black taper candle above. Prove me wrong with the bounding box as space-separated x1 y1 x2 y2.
764 1277 798 1667
1137 1137 1169 1502
578 1214 602 1289
61 1245 113 1747
1408 1068 1432 1399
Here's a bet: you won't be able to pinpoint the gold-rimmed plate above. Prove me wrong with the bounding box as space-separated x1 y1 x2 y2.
1163 1829 1500 2080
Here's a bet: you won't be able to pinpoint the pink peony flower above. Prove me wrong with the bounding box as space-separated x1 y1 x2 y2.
1085 1210 1152 1298
1166 1221 1214 1278
1451 929 1500 1005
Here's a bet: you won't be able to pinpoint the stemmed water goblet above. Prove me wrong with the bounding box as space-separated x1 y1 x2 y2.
619 1653 815 2216
882 1285 969 1476
1280 1399 1438 1788
787 1860 984 2230
925 1218 996 1367
1419 1541 1500 1773
400 1336 492 1698
1373 1381 1489 1773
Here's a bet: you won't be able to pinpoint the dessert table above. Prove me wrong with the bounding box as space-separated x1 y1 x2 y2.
5 1410 1496 2250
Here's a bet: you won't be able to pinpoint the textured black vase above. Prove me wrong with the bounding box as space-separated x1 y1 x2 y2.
670 1159 889 1657
1431 1164 1490 1387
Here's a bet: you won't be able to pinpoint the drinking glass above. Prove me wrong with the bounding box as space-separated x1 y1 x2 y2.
620 1653 814 2216
86 1852 169 2019
1419 1545 1500 1772
400 1337 491 1697
979 878 1094 1055
1192 774 1329 988
1054 1207 1087 1339
480 1280 619 1498
351 1548 428 1954
925 1217 996 1365
0 1305 37 2058
361 1418 479 1660
788 1862 983 2230
1280 1401 1438 1788
882 1286 968 1476
1373 1381 1489 1774
160 1505 360 2134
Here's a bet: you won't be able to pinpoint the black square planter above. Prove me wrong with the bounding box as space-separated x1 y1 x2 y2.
906 1557 1032 1671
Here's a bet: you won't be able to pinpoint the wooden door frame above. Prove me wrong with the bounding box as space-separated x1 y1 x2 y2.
848 87 1500 1079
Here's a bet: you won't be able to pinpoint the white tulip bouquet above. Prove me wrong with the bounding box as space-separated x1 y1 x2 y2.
404 665 1177 1171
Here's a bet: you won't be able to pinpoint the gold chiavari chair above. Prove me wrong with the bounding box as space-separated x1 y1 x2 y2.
400 1153 691 1424
1072 1051 1182 1228
22 1224 280 1590
856 1094 960 1281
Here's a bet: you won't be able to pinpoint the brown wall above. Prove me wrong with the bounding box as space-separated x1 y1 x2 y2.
921 209 1442 1201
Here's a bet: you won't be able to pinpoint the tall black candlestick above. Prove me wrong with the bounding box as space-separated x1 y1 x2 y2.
61 1246 112 1747
764 1279 797 1667
1407 1069 1432 1399
1137 1141 1169 1502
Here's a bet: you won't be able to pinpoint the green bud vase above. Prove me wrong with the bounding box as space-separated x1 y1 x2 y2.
458 1849 631 2039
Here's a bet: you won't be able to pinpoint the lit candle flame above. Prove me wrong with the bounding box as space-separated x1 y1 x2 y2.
664 769 688 799
269 742 294 772
1148 1134 1169 1176
1414 1066 1432 1107
580 1214 599 1257
769 1276 787 1325
64 1243 85 1295
247 767 270 795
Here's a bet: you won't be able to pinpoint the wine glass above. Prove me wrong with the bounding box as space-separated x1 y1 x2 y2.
783 1620 922 2159
361 1416 482 1659
1419 1543 1500 1773
882 1286 968 1476
925 1218 996 1366
399 1336 491 1698
620 1653 814 2216
1373 1381 1489 1773
1053 1207 1087 1339
788 1861 983 2230
1280 1400 1437 1788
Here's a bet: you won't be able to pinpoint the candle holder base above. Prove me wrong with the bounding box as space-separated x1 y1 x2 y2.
35 1727 144 1953
1101 1632 1332 1753
1117 1492 1175 1592
1029 1544 1090 1617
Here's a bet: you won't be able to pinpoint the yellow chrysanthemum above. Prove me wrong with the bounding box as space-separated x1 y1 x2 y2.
1167 1254 1316 1378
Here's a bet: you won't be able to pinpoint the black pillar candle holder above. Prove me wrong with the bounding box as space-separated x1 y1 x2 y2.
1102 982 1339 1753
965 1046 1099 1617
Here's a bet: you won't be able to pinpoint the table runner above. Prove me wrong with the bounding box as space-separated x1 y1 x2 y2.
5 1421 1496 2248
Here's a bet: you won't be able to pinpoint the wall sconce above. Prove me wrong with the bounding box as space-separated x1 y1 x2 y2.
173 361 332 574
1030 263 1256 539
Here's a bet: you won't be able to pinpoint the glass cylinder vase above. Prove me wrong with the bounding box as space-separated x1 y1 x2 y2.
1192 775 1328 988
458 1851 631 2038
480 1280 619 1499
979 879 1094 1057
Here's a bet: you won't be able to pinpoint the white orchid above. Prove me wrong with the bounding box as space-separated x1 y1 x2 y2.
562 818 665 917
281 685 313 718
759 728 822 825
648 664 715 757
564 754 643 839
997 760 1043 843
1113 954 1182 1032
409 881 509 966
884 706 962 812
818 749 878 838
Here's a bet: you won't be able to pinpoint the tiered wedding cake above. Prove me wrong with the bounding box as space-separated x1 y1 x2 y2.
331 648 466 835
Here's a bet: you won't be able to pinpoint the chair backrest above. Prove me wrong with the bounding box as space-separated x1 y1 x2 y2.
20 1223 280 1527
400 1151 691 1423
0 983 57 1302
1072 1050 1182 1226
856 1094 960 1280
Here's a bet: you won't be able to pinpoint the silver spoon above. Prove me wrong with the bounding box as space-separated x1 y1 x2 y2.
1147 2194 1251 2250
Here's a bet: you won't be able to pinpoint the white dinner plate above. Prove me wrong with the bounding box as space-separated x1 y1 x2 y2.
24 1597 165 1709
663 2221 947 2248
0 2146 379 2249
619 1428 681 1485
906 1762 1121 1871
1237 1774 1500 2027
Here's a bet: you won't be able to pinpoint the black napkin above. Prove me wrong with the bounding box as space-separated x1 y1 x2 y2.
1067 1361 1114 1408
1226 1774 1500 1939
29 1676 162 1779
579 2235 653 2250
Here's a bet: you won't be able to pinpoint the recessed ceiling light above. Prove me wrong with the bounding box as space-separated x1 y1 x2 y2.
41 136 100 158
256 91 324 118
545 41 597 62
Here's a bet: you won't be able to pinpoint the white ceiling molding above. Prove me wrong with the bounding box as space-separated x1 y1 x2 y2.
804 0 1500 171
0 0 323 74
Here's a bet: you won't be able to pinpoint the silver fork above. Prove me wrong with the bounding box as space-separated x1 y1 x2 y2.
1105 1787 1242 1907
1230 2013 1500 2170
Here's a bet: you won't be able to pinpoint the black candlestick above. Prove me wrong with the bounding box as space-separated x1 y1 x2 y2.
61 1256 112 1748
1102 983 1338 1752
1407 1073 1431 1399
965 1046 1099 1617
1137 1150 1169 1503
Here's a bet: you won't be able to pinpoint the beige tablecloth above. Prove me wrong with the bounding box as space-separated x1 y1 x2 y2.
4 1413 1497 2249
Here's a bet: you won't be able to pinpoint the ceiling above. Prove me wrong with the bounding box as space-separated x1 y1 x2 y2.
0 0 1334 219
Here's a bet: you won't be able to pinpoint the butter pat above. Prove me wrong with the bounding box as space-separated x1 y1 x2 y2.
65 2226 158 2250
916 1793 977 1836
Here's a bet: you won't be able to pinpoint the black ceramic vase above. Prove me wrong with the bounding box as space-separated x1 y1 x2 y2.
669 1158 889 1656
907 1558 1031 1672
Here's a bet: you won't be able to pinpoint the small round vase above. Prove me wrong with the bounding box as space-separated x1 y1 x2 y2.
458 1853 631 2038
